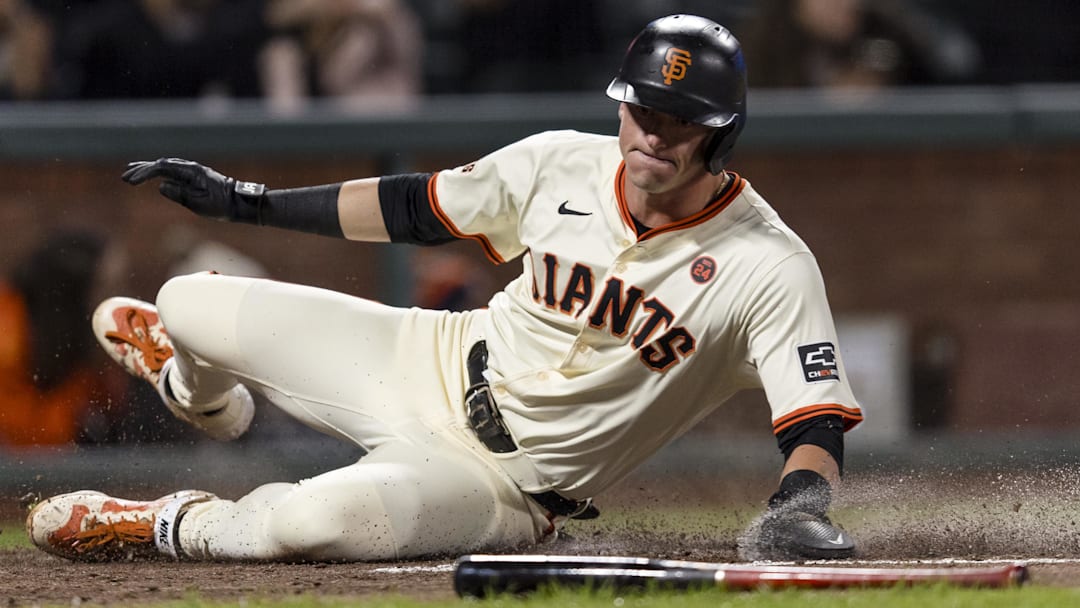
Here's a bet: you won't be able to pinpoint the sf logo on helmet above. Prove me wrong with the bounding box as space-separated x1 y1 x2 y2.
661 48 692 85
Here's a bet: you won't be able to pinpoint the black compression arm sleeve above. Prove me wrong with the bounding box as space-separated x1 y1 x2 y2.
378 173 457 245
261 184 345 238
775 414 845 475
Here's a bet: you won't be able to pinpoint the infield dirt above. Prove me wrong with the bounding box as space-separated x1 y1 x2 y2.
3 468 1080 605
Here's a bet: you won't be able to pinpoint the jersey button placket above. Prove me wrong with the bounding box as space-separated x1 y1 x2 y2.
613 245 636 274
562 338 593 368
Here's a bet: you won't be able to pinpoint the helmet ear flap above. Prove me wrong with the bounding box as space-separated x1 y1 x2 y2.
704 122 740 175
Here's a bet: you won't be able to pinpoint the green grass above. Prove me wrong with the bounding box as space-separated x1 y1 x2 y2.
0 520 29 549
148 586 1080 608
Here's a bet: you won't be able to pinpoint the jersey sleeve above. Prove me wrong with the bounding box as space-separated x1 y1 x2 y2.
429 133 553 264
743 252 864 434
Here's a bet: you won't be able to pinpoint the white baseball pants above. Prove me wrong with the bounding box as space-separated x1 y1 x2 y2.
155 272 546 561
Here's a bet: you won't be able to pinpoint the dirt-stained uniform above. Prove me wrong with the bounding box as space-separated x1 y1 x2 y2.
28 14 863 564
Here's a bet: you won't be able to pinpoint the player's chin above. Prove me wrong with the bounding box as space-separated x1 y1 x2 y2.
625 151 677 187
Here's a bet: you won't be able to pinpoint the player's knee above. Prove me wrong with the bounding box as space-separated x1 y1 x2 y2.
156 272 249 350
156 273 206 337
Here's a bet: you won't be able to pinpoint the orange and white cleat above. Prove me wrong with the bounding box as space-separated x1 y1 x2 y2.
92 297 254 440
92 296 173 386
26 490 216 561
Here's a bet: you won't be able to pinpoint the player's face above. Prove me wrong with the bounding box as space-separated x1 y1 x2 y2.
618 103 714 195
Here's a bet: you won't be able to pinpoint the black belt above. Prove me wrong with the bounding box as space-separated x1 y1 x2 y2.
465 341 598 520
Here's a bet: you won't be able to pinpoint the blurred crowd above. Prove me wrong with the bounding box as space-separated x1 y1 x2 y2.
0 230 126 447
0 0 424 108
0 225 355 451
1 0 1079 105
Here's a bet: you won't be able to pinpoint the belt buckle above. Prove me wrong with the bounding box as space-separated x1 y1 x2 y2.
465 384 516 453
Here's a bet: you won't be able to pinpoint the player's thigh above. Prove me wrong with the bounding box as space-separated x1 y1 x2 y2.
157 273 475 421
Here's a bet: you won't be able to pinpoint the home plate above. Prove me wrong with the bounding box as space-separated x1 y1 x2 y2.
372 563 456 574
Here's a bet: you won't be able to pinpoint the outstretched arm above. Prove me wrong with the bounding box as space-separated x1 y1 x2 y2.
122 159 452 245
122 158 349 238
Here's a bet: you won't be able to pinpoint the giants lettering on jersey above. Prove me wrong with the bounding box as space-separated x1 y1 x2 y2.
531 253 696 371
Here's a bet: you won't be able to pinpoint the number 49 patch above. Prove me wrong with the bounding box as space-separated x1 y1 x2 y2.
797 342 840 383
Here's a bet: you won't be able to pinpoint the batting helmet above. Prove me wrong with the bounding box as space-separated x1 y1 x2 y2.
607 14 748 174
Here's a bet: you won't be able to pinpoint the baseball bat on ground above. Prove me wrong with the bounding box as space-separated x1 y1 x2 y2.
453 554 1029 597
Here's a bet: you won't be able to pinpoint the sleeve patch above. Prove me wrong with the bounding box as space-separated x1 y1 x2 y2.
797 341 840 383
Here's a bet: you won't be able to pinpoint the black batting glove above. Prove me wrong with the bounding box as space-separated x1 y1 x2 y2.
738 470 855 561
122 158 266 224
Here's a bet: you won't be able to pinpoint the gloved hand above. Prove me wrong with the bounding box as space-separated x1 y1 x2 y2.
122 158 265 224
737 470 855 561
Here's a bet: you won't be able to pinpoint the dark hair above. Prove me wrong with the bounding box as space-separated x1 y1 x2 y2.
10 230 107 390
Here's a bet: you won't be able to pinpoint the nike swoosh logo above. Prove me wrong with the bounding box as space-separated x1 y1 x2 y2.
558 201 592 216
826 533 846 545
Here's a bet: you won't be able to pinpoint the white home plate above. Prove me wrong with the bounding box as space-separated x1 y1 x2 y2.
372 563 456 574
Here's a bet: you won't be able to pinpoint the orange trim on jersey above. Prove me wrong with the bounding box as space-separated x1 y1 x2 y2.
613 162 746 241
614 162 634 229
772 403 864 435
426 172 505 265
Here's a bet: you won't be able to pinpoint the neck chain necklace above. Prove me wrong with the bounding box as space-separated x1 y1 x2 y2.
712 172 730 203
708 172 730 205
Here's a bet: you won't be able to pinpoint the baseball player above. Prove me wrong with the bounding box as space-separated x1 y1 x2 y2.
27 14 863 563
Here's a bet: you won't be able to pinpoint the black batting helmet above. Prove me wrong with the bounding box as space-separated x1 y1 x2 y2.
607 14 748 174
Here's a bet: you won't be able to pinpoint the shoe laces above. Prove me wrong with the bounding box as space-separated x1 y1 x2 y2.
66 515 155 554
105 308 172 373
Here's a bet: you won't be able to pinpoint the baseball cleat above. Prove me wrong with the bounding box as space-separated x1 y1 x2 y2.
92 297 173 386
93 296 254 441
26 490 216 561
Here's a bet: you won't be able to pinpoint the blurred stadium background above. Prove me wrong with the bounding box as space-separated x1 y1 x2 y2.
1 0 1078 502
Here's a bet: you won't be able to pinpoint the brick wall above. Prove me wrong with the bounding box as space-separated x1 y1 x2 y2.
734 146 1080 433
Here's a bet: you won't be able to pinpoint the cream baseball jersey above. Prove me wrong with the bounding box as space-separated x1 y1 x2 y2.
432 130 863 498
